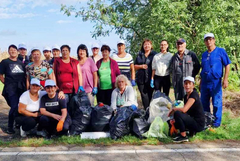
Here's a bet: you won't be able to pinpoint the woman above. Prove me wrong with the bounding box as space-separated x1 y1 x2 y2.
0 44 26 134
77 44 98 106
26 47 55 89
151 40 172 96
111 74 138 111
53 45 84 104
96 45 120 106
134 39 157 109
40 79 72 137
168 76 205 143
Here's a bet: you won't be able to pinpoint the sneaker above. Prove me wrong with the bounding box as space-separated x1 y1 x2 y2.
173 135 189 143
20 126 27 137
6 127 15 134
36 130 48 137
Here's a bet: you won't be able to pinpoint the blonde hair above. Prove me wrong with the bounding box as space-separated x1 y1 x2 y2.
115 74 131 88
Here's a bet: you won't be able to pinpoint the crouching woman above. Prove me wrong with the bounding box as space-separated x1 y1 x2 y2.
111 74 138 112
39 79 71 137
168 76 205 143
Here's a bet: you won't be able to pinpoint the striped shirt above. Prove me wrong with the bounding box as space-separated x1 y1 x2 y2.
112 53 133 80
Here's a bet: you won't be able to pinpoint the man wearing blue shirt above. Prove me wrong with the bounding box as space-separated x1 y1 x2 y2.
200 33 231 127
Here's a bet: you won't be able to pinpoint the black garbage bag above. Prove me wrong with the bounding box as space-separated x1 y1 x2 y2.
91 104 113 132
204 112 215 129
109 106 134 140
130 109 150 139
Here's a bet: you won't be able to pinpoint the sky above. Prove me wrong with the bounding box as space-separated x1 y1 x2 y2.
0 0 120 56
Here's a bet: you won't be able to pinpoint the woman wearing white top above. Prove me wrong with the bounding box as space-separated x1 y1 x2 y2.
151 40 172 96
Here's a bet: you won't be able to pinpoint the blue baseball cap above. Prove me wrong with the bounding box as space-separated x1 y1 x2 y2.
177 38 186 43
18 43 27 50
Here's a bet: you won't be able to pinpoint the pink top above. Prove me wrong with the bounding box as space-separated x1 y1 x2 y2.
80 58 98 93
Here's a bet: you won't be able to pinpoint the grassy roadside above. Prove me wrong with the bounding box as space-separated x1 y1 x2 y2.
0 112 239 147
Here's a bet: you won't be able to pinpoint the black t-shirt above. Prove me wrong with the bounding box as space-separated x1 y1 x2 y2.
0 58 25 84
184 89 205 128
40 93 66 115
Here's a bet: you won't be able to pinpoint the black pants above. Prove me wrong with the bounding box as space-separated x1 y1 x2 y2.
173 74 184 100
154 75 171 96
174 111 203 133
97 89 113 106
15 115 41 131
137 82 154 110
39 115 72 135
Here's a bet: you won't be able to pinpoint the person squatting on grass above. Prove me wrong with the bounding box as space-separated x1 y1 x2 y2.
168 76 205 143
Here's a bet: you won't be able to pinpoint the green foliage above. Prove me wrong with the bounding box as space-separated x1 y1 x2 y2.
227 68 240 91
0 82 3 91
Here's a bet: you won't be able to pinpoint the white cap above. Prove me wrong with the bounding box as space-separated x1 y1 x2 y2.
52 44 60 51
30 78 40 86
204 33 215 40
117 40 125 45
31 47 40 53
43 46 51 52
18 43 27 50
91 42 100 49
45 79 56 87
183 76 195 83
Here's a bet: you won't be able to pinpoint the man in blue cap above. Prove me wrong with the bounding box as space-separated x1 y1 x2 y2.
170 38 201 100
200 33 231 128
18 43 30 66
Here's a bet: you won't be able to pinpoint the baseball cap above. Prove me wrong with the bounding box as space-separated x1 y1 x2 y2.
43 46 51 52
204 33 215 40
52 44 60 51
91 42 100 49
183 76 195 83
31 47 40 54
45 79 56 87
30 78 40 86
117 40 125 45
18 43 27 50
177 38 186 43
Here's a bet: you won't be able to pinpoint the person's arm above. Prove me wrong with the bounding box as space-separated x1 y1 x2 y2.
93 71 98 87
77 64 83 86
18 103 40 117
111 89 117 110
122 87 136 107
192 53 201 77
40 108 61 121
26 74 30 90
49 72 56 83
151 70 156 80
223 64 230 89
130 63 135 80
60 108 67 122
0 74 4 84
168 98 195 116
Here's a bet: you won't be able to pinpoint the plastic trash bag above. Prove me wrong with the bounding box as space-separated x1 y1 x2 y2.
91 104 113 132
148 91 172 123
142 116 169 138
204 112 215 129
109 106 134 140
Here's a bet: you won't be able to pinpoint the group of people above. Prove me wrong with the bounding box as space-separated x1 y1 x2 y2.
0 33 231 142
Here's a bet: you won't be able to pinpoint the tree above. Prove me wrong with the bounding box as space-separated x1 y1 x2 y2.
61 0 240 70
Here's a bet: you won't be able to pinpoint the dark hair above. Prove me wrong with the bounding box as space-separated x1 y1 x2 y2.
140 39 153 53
8 44 18 51
101 45 111 52
77 44 89 60
160 39 169 52
60 45 71 52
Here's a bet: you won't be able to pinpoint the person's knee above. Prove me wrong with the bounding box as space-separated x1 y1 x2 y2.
39 116 50 125
174 110 183 118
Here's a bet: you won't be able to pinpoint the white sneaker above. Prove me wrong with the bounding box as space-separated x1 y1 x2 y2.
20 126 27 137
36 130 47 137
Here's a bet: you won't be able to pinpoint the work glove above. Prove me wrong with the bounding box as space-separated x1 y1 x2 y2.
131 104 138 111
92 87 98 95
150 79 154 88
78 86 85 93
56 120 64 132
131 80 136 86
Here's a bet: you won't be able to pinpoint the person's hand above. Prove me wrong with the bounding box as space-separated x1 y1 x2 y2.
131 80 136 86
78 86 85 93
33 112 41 117
170 119 175 124
150 79 154 88
92 87 98 95
142 64 148 69
56 120 64 132
168 109 175 117
52 114 62 121
58 91 65 99
223 79 228 89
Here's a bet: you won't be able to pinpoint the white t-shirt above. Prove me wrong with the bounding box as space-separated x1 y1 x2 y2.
152 52 172 76
19 90 47 112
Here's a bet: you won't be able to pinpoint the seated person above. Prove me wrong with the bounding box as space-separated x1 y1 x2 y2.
111 74 138 112
39 79 71 137
15 78 46 137
168 76 205 143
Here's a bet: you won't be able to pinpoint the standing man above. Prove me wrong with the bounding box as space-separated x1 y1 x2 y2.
200 33 231 128
18 43 30 66
112 40 136 86
91 42 102 63
43 46 53 67
169 38 201 100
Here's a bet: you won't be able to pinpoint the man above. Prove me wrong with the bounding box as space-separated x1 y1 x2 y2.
52 45 61 58
18 43 30 66
43 46 53 66
169 38 201 100
90 42 102 63
200 33 231 128
112 40 136 86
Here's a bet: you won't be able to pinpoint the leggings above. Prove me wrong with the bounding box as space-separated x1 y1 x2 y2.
15 115 41 131
137 82 154 110
154 75 171 96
